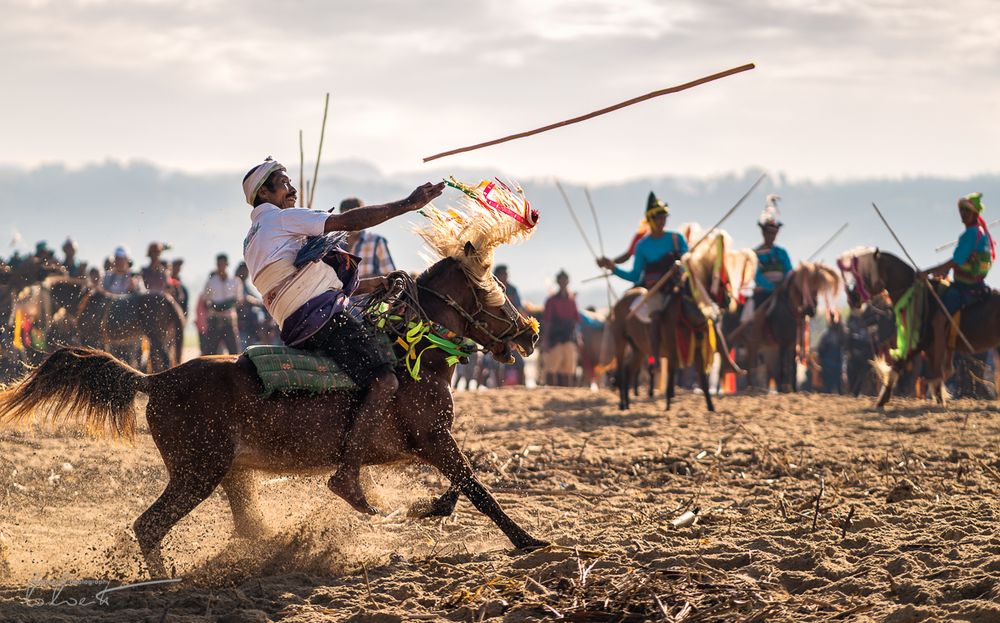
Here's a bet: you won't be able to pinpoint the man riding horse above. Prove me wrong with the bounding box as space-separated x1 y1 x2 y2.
596 192 689 356
242 157 445 515
752 194 793 312
919 192 995 381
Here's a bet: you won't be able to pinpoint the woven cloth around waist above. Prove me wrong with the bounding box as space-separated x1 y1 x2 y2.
253 258 343 328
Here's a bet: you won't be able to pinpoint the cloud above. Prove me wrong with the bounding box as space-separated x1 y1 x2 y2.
2 0 998 182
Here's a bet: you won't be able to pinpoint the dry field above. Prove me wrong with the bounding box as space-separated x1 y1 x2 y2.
1 389 999 622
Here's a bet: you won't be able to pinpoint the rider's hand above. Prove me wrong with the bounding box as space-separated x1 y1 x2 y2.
596 257 614 270
405 182 446 211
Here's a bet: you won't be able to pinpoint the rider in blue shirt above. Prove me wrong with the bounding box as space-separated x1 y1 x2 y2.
921 192 995 378
597 192 689 358
753 195 793 309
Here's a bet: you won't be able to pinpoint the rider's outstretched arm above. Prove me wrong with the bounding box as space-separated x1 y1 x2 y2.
323 182 445 233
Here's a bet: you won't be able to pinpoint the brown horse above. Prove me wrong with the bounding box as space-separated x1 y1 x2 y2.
732 263 839 392
44 277 184 371
609 283 715 412
839 248 1000 406
0 256 545 577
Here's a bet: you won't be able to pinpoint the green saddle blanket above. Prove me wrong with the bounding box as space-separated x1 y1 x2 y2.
245 345 357 397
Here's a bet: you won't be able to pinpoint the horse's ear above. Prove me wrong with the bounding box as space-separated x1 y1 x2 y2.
463 241 476 257
873 248 880 260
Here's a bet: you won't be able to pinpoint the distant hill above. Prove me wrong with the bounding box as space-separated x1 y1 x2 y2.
3 160 998 311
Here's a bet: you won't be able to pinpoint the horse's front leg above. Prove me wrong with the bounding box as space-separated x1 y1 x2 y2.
419 430 546 551
695 335 714 412
875 358 904 408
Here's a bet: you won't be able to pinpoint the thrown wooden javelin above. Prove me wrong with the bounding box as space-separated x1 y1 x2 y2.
423 63 756 163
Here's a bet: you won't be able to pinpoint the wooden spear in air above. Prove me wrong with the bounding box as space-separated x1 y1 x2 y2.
871 202 974 353
934 217 1000 252
806 222 849 262
423 63 756 163
308 93 330 209
299 129 305 207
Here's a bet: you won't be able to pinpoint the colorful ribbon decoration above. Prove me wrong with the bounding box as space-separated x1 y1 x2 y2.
444 177 538 229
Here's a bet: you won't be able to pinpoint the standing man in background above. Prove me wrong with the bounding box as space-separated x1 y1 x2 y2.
168 258 189 317
542 270 580 387
141 242 170 293
201 253 243 355
61 238 85 278
340 197 397 278
103 246 143 294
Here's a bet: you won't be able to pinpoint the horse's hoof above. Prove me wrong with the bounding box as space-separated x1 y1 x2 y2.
515 538 549 553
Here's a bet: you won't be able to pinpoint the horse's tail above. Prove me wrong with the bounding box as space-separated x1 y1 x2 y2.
0 347 146 441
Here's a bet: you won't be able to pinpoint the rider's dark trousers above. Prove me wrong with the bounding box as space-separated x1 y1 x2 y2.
204 313 240 355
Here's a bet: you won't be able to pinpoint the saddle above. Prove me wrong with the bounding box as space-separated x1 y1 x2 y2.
246 272 477 396
246 345 358 397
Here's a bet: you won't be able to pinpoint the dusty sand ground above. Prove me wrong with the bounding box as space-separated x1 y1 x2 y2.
1 388 999 622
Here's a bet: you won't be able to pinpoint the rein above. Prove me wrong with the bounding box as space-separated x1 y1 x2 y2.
837 255 872 304
361 271 535 381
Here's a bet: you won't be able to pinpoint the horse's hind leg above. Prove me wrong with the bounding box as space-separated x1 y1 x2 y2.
413 485 461 518
148 335 171 372
618 362 630 410
420 431 546 551
220 468 267 538
133 464 230 577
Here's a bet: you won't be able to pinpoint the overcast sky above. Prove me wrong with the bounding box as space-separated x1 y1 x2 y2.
3 0 998 184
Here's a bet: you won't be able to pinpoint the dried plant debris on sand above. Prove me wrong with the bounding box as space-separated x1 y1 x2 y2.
1 391 999 622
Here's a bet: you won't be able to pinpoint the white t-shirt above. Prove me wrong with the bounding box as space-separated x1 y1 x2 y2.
243 203 330 281
202 273 243 305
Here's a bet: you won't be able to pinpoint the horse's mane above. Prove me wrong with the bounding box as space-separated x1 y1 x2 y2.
682 227 758 312
791 261 840 299
415 180 536 306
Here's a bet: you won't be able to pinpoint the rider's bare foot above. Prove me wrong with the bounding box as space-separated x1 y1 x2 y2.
327 472 379 515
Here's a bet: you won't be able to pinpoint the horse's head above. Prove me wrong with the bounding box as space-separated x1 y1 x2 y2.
787 261 840 318
417 252 538 364
836 247 881 310
412 177 540 365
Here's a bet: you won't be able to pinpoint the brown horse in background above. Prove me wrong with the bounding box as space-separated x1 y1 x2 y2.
44 277 184 371
0 256 545 577
733 262 839 393
839 248 1000 406
609 283 715 412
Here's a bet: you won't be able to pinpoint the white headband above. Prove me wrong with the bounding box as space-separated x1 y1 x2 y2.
243 158 284 205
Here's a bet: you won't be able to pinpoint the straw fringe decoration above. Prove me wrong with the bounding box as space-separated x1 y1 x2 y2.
415 177 538 306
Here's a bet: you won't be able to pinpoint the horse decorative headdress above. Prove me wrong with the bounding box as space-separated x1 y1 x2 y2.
416 177 538 306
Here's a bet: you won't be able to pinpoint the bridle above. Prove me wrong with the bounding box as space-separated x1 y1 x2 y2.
837 255 876 305
366 270 535 359
416 274 536 355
